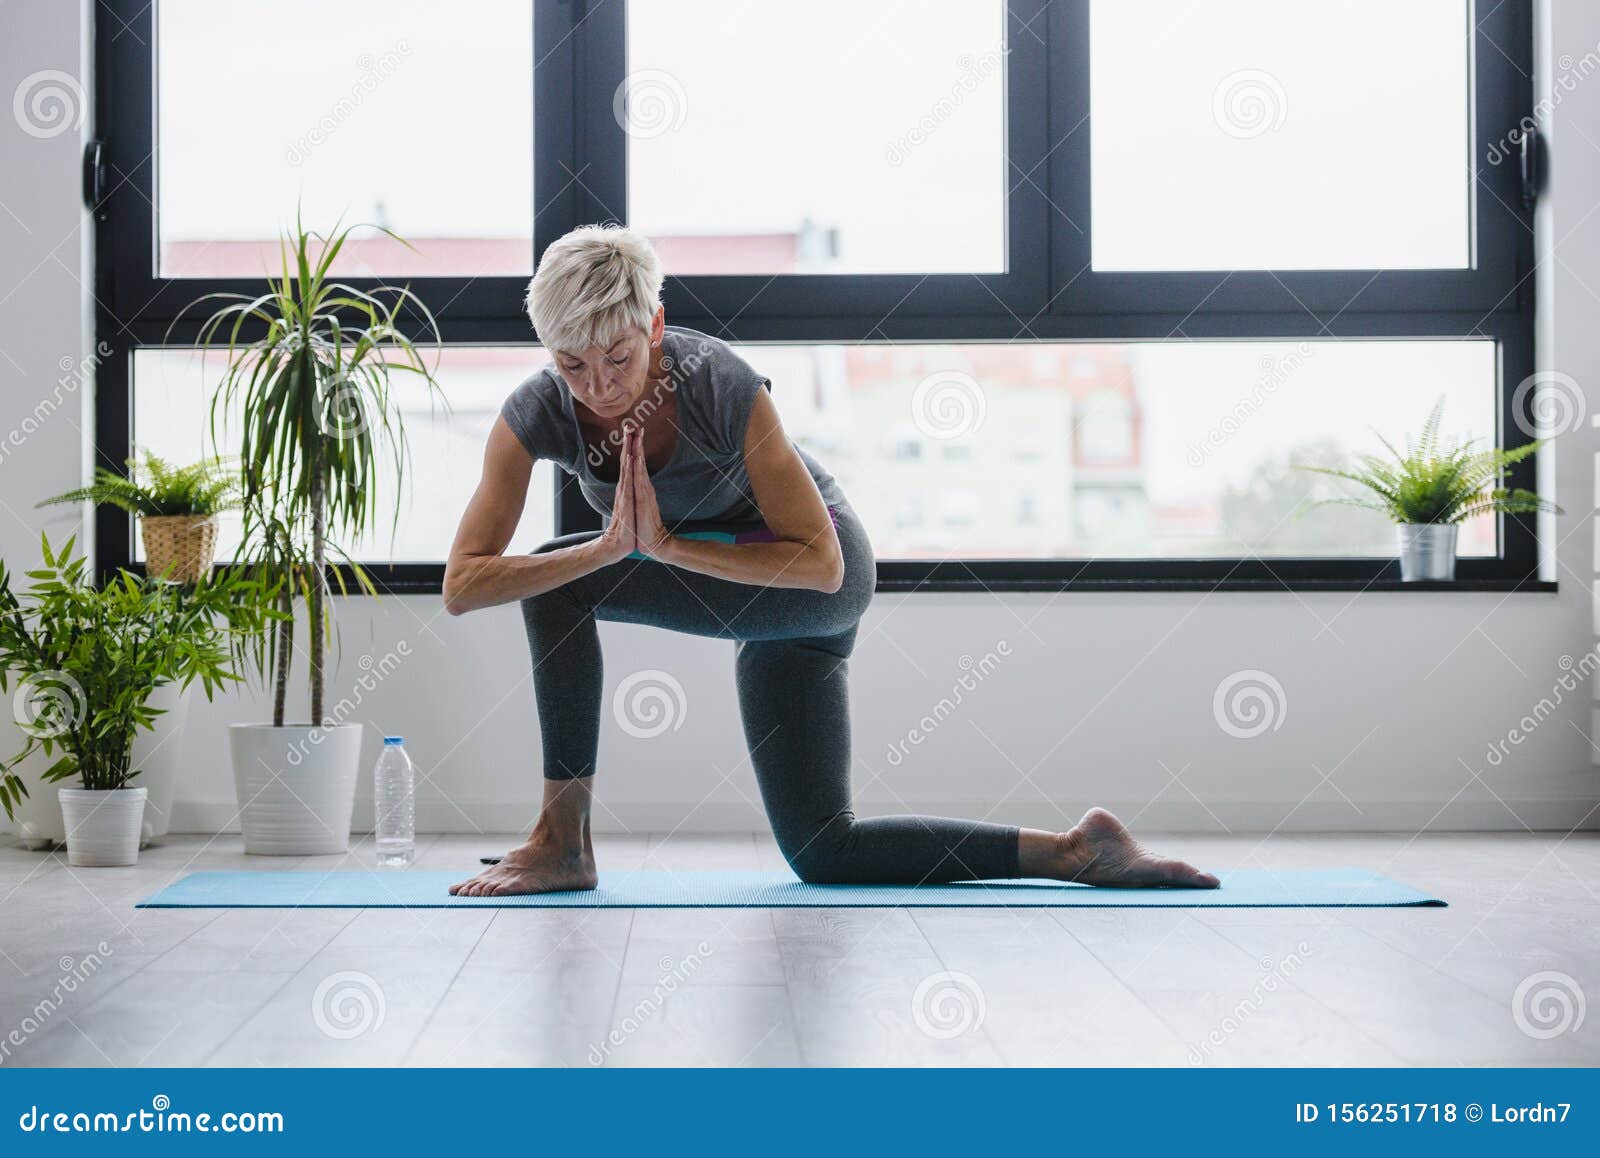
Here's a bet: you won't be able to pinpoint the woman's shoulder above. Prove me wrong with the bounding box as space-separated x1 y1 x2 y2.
663 327 762 386
663 327 770 452
499 361 576 464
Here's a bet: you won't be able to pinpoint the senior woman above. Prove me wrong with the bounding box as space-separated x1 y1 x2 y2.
443 225 1219 897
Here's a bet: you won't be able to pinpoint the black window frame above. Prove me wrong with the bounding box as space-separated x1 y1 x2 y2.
91 0 1547 594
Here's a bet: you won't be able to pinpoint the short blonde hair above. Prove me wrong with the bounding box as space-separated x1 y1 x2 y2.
525 224 663 354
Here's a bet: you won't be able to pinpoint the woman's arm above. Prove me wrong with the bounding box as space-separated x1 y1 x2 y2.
640 389 845 593
442 416 636 615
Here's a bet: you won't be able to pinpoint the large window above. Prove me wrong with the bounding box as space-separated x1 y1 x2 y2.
1089 0 1471 271
94 0 1540 591
157 0 533 279
625 0 1007 275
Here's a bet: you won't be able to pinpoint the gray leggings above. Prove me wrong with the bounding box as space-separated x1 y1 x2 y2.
520 504 1020 884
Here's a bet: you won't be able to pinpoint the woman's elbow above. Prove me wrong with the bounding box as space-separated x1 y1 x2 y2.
815 545 846 594
441 565 473 616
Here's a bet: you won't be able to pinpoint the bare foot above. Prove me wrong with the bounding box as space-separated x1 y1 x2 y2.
449 836 597 897
1057 807 1220 888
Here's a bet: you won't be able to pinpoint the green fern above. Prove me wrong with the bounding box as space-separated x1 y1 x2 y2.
1298 398 1561 525
38 452 238 518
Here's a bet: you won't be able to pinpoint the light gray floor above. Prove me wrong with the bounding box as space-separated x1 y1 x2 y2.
1 831 1596 1067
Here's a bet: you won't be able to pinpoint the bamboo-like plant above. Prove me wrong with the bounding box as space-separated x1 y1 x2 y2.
176 214 444 726
1297 398 1560 525
0 534 275 818
37 451 238 517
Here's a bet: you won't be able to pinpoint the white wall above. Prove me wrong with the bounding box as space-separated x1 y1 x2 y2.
3 0 1596 838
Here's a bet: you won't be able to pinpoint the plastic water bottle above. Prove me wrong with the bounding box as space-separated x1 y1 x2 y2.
373 736 415 868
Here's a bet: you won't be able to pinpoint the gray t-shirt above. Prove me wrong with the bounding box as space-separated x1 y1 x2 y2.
500 326 846 524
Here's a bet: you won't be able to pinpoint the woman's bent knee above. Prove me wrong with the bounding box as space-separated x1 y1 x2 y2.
778 814 858 885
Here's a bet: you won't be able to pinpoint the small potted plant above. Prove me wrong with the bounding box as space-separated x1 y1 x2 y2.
179 214 443 855
0 535 272 866
39 452 237 583
1298 399 1560 581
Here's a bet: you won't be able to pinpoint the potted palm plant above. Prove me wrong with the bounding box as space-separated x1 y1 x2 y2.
38 452 237 583
1298 399 1560 581
0 536 271 866
182 215 442 855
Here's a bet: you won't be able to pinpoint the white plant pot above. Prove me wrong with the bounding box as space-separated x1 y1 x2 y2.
59 787 147 867
229 723 363 856
130 681 193 844
3 681 191 850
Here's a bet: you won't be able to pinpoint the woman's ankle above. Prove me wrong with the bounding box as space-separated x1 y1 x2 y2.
531 777 594 852
1017 826 1079 878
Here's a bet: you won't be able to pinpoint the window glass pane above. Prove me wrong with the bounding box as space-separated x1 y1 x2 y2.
744 339 1497 560
1090 0 1471 271
157 0 533 278
132 348 555 563
625 0 1005 275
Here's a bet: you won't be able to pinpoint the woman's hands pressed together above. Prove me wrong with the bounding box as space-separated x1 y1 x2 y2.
594 426 671 566
625 428 671 558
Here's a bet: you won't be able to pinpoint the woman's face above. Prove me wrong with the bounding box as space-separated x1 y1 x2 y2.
554 308 664 420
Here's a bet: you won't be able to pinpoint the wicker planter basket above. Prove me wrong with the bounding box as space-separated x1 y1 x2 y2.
141 514 219 583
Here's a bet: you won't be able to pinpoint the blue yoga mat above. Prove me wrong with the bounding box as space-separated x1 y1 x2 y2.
136 868 1443 909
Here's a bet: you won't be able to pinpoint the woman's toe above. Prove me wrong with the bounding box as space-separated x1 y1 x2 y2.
1166 859 1218 887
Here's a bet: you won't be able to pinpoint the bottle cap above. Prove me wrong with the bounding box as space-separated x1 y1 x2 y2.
383 736 404 746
